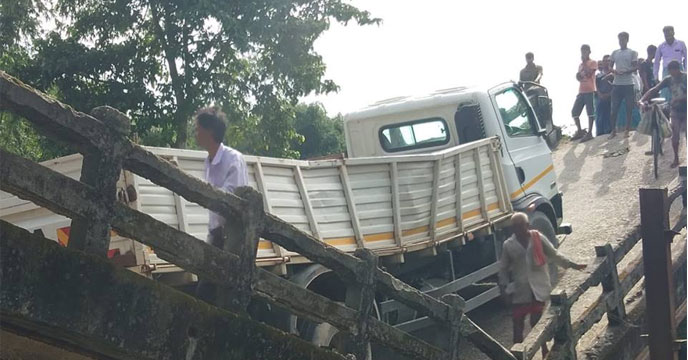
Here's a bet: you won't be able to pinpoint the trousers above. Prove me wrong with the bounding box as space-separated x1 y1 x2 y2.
195 227 225 303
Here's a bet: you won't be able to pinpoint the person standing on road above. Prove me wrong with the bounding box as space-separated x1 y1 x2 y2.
499 212 586 357
520 52 544 90
653 26 687 101
640 45 658 94
596 55 614 136
640 60 687 168
609 32 639 139
193 106 249 302
571 45 598 142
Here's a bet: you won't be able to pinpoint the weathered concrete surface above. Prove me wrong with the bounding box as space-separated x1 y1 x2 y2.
0 70 121 155
0 222 345 360
0 330 94 360
457 134 685 359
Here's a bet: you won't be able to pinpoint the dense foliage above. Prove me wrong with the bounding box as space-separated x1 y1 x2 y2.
292 103 345 159
0 0 374 160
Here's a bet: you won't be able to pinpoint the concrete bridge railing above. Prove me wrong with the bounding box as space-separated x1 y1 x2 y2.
0 71 518 359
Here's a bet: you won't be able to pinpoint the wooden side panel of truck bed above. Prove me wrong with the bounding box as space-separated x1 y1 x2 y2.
0 137 512 268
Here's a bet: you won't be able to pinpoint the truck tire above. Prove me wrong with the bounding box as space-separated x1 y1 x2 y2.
310 318 373 360
287 265 378 359
529 211 560 286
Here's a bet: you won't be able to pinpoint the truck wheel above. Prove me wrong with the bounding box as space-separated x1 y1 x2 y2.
309 316 373 360
288 265 378 359
529 211 559 286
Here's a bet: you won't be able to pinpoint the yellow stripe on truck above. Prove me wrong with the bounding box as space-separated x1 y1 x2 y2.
258 241 274 250
248 202 504 252
320 202 500 247
510 164 554 199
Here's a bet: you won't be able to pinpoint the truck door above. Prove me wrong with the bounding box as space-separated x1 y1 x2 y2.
489 85 558 203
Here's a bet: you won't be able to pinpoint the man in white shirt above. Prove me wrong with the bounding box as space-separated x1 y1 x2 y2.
499 212 586 357
193 106 249 302
653 26 687 102
609 31 639 139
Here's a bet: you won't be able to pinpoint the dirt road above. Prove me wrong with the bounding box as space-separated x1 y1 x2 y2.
457 132 685 359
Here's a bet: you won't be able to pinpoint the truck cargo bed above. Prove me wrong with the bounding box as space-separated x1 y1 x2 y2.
0 137 512 269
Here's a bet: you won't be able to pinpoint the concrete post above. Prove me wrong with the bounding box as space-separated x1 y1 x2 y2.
639 188 677 360
68 106 130 255
217 186 264 312
551 290 576 360
344 248 378 360
595 244 626 325
441 293 466 360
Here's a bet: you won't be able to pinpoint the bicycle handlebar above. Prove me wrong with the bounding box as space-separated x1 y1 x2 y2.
639 98 667 108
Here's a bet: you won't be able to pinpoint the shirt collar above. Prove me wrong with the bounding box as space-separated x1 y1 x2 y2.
208 143 226 166
662 40 681 48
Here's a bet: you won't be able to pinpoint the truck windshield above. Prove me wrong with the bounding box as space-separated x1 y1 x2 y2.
380 118 449 152
494 88 536 137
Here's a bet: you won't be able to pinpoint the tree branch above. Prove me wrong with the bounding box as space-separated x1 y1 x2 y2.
150 1 189 147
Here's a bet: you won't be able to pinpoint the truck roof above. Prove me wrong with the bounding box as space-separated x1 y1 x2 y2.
343 83 501 122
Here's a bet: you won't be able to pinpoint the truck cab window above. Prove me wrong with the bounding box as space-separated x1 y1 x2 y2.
380 118 449 152
494 88 537 137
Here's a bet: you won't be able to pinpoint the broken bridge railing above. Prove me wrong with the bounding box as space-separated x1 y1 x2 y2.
0 71 516 359
512 176 687 360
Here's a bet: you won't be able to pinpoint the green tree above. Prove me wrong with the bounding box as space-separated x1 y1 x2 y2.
2 0 378 158
0 0 46 50
0 0 72 162
291 103 345 159
0 111 71 162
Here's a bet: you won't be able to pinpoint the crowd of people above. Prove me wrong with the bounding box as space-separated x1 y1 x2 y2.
504 27 686 356
520 26 687 168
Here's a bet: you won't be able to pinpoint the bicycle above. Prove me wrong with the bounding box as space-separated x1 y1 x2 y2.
640 98 667 179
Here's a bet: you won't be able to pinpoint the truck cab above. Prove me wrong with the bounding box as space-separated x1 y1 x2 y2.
344 82 565 230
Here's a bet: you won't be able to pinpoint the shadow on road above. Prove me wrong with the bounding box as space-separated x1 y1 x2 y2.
592 136 630 196
558 139 601 193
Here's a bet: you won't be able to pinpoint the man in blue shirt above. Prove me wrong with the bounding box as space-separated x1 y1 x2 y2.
596 55 614 136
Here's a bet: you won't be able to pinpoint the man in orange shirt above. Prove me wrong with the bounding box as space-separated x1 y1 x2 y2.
571 44 598 142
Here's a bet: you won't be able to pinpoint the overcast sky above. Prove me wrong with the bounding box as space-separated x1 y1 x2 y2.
304 0 687 132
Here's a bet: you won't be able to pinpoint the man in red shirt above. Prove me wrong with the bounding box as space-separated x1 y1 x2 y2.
571 44 598 142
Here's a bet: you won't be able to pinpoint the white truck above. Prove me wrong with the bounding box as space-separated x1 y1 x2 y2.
0 81 568 346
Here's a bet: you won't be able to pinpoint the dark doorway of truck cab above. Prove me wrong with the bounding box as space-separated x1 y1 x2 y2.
518 81 561 150
454 102 486 145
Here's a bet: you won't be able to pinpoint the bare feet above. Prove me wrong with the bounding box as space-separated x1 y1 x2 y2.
580 133 593 142
645 151 654 156
608 132 616 139
671 159 679 168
